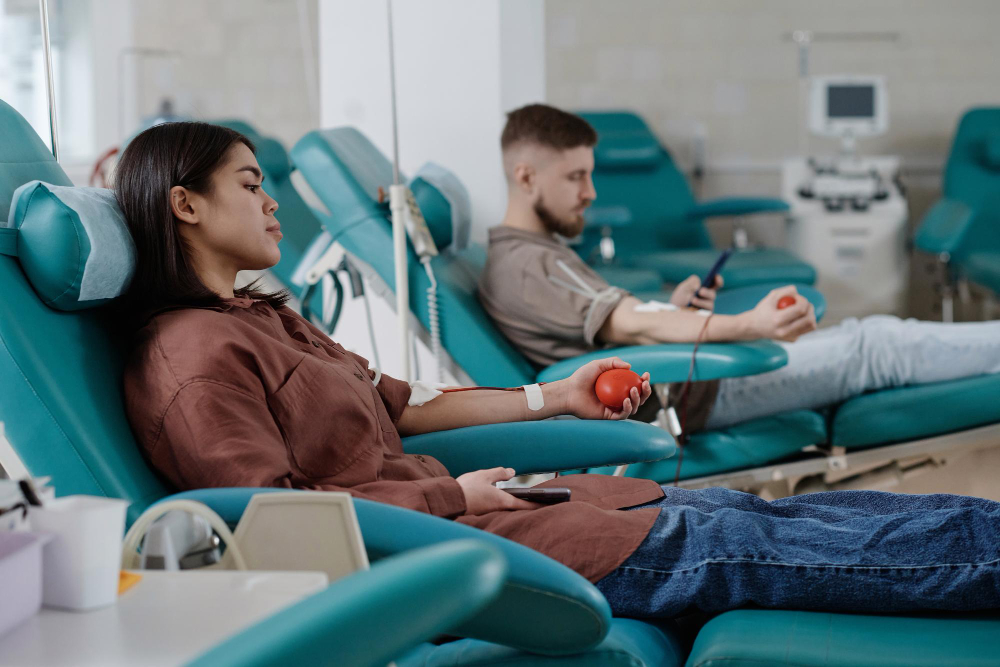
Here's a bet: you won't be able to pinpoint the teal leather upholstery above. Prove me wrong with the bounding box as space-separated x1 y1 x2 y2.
537 340 787 384
830 373 1000 450
402 421 675 476
686 609 1000 667
190 541 507 667
0 101 170 525
607 410 828 483
961 249 1000 294
686 197 789 220
0 100 71 223
912 198 976 256
399 618 686 667
166 487 618 656
913 108 1000 291
574 111 814 288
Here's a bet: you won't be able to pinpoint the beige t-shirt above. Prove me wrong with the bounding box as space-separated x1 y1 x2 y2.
478 226 719 431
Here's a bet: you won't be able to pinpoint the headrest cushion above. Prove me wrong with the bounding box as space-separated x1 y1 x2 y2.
409 163 471 252
2 181 135 310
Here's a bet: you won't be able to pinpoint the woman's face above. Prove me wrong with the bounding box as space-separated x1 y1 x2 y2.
181 142 282 274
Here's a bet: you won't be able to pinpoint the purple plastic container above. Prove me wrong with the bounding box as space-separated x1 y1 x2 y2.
0 532 48 637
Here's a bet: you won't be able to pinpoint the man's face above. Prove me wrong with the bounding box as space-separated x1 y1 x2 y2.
532 146 597 238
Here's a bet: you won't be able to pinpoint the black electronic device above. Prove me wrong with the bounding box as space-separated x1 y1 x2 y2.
502 487 572 504
688 248 733 307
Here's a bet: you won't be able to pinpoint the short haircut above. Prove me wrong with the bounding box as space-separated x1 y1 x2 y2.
501 104 597 152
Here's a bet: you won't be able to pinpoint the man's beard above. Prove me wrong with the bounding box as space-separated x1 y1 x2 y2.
534 197 586 238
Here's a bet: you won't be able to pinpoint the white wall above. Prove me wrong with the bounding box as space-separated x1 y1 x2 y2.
315 0 544 380
318 0 545 243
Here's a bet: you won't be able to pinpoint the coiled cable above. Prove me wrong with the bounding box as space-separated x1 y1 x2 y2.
422 256 443 382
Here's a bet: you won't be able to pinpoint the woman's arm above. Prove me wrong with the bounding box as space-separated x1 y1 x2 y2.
395 358 652 436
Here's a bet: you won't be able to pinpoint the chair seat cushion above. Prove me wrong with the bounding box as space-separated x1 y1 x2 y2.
593 265 664 293
961 251 1000 294
398 618 686 667
831 373 1000 449
630 248 816 288
687 609 1000 667
586 410 826 483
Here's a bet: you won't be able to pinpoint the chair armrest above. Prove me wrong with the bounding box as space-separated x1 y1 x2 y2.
402 420 675 476
913 198 975 256
188 541 506 667
161 489 613 656
632 284 827 322
536 340 787 384
687 197 789 220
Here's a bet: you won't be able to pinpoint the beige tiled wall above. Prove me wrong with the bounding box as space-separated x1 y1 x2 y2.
547 0 1000 168
131 0 319 149
546 0 1000 319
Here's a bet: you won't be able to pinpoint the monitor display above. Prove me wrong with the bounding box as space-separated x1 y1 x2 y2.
827 85 875 119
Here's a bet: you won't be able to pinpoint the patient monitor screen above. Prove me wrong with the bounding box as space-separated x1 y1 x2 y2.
827 85 875 119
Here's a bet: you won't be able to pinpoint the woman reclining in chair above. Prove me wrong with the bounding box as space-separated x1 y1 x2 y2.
114 121 1000 618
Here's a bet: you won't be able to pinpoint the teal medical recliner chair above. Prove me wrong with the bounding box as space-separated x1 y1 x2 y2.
573 111 816 291
0 98 687 667
291 125 1000 497
914 108 1000 316
283 123 1000 666
191 540 507 667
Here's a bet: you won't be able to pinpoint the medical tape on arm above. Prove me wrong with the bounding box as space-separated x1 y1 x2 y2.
634 300 711 316
548 260 623 337
406 383 549 408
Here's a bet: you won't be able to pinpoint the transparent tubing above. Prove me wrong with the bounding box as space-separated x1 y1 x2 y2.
386 0 411 380
38 0 60 160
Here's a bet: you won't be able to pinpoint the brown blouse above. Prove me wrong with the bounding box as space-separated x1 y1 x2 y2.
123 296 664 582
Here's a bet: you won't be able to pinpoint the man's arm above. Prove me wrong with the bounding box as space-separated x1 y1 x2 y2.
598 285 817 346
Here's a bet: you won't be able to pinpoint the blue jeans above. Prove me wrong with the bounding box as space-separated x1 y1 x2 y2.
596 487 1000 617
706 315 1000 429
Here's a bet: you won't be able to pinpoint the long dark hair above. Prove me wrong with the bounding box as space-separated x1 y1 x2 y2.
113 121 289 321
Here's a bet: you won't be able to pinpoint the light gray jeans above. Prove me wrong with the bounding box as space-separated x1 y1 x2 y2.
705 315 1000 430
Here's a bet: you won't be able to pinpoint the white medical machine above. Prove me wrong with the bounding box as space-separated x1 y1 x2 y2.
784 75 909 324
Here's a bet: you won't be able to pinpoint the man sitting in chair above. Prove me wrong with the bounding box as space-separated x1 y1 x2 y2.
478 103 1000 435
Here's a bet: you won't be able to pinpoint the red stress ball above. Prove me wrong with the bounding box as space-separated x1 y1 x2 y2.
777 295 797 310
595 369 643 410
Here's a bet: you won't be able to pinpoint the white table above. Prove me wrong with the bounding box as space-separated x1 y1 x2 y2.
0 569 328 666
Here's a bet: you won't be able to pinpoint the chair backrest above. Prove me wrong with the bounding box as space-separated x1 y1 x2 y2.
575 111 709 259
291 128 538 386
943 108 1000 208
940 108 1000 257
0 98 170 523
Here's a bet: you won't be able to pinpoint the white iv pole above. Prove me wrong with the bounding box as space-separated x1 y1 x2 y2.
38 0 60 161
386 0 411 381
